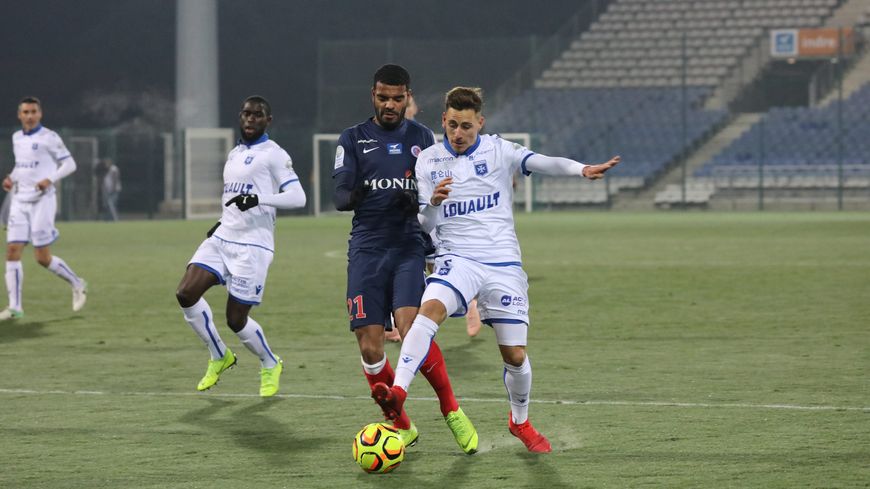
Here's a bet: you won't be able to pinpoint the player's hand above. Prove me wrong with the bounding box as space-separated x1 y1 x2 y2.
206 221 221 237
392 189 419 218
225 193 259 211
36 178 53 191
430 177 453 206
349 181 371 209
2 176 12 192
582 156 620 180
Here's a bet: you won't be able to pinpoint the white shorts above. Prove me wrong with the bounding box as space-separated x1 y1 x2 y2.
188 236 273 305
6 196 59 247
426 254 530 326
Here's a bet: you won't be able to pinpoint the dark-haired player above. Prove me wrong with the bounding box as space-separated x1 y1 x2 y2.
333 65 478 453
175 96 306 397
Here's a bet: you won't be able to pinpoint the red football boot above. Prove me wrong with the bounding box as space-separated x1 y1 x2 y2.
508 412 552 453
371 382 407 422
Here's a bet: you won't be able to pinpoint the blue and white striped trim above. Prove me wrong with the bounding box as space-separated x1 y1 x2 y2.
32 231 60 249
229 293 260 306
278 178 299 191
520 153 535 176
191 262 226 285
202 311 224 358
424 277 468 317
482 318 528 326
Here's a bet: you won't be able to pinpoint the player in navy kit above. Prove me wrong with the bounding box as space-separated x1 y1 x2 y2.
333 65 478 454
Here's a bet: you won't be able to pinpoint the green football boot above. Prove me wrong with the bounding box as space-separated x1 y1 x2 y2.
0 308 23 320
445 407 479 454
196 348 237 391
395 422 418 448
259 357 283 397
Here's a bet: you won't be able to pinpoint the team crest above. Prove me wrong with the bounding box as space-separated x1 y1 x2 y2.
32 143 38 150
244 155 255 165
388 143 402 155
474 161 489 176
411 145 422 157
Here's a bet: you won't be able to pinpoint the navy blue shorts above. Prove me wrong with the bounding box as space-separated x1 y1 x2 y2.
346 245 425 331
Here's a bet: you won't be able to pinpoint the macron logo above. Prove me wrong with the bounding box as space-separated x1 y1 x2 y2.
255 285 263 295
401 356 413 364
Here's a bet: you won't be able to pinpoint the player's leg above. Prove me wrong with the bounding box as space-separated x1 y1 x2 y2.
348 248 416 441
224 243 281 397
1 241 26 319
466 297 481 337
177 241 234 391
392 245 460 416
483 266 550 453
31 196 87 311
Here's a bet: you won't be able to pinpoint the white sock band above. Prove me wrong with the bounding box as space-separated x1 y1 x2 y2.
47 256 81 287
362 354 387 375
393 314 440 391
5 261 23 311
236 317 279 368
181 298 226 360
504 355 532 424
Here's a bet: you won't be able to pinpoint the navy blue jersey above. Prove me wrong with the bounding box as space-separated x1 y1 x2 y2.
333 118 435 248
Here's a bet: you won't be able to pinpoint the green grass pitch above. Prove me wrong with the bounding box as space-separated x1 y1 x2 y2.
0 212 867 488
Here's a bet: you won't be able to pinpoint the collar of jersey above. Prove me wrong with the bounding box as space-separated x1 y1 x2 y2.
238 132 269 148
23 124 43 136
442 134 481 157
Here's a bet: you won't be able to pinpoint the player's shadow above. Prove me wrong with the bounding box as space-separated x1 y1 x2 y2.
440 339 490 373
179 397 328 466
0 319 57 343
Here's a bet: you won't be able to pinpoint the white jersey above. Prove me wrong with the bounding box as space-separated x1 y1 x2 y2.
10 125 73 203
212 135 300 252
416 134 533 263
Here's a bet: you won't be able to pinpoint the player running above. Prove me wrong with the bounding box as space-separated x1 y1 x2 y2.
372 86 619 453
175 95 306 397
2 97 87 320
333 65 477 453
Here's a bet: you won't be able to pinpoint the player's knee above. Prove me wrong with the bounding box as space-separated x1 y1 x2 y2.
35 255 52 267
500 347 526 367
175 287 199 308
359 345 384 365
225 313 247 333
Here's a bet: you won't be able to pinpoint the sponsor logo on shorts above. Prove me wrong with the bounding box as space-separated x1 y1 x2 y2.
501 295 526 307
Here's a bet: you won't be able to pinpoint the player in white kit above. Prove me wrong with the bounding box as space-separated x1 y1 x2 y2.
175 96 306 397
1 97 87 320
373 87 619 452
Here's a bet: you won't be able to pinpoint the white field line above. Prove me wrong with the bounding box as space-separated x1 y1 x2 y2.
0 388 866 412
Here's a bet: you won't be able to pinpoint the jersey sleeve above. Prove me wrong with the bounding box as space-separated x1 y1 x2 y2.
498 136 535 176
47 132 72 163
332 131 357 178
269 147 300 192
415 153 434 206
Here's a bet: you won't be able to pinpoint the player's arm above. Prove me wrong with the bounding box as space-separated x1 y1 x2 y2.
226 153 307 211
38 134 76 190
523 154 620 180
332 135 368 211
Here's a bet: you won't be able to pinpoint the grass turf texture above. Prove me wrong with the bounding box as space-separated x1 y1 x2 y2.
0 212 867 488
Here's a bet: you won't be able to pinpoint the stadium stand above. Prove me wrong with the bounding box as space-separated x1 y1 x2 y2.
537 0 839 89
695 82 870 189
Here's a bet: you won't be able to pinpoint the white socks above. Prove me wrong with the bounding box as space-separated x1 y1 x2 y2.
47 256 82 288
5 261 23 311
393 314 440 391
504 355 532 424
181 298 227 360
362 354 387 375
235 317 279 369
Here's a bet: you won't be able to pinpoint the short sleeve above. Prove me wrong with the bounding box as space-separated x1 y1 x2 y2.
270 147 300 192
498 136 534 175
332 131 357 177
48 132 72 162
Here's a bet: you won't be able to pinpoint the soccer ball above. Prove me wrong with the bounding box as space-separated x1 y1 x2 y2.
352 422 404 473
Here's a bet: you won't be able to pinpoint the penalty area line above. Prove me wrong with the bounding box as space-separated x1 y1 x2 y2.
0 388 867 412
